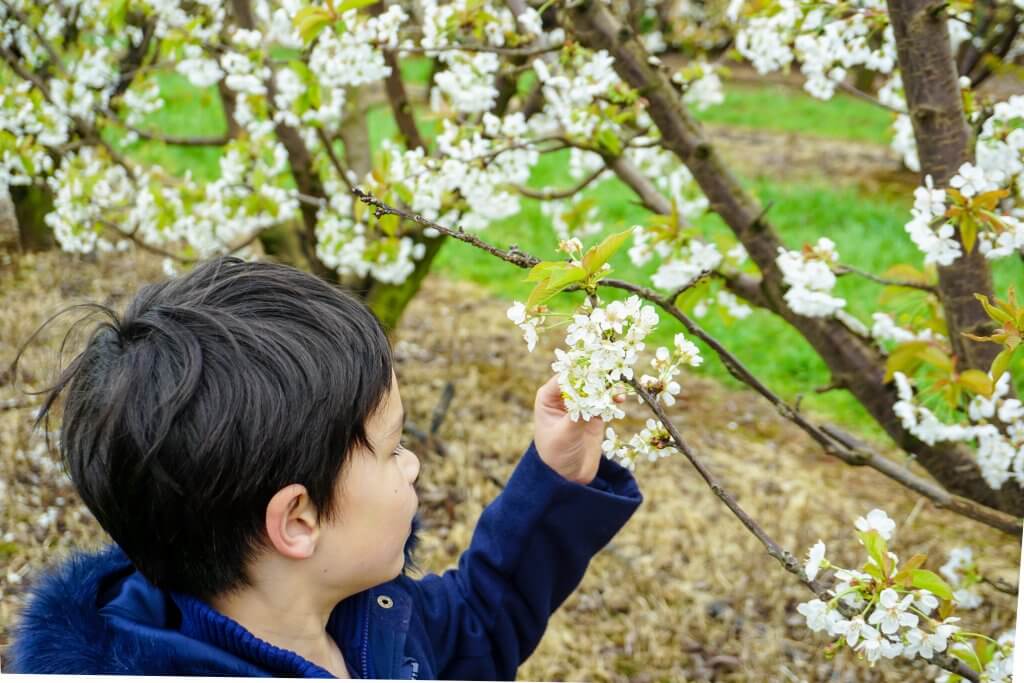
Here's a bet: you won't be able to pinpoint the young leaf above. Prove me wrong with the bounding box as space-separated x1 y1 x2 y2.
582 229 632 277
526 265 587 308
857 530 890 577
958 215 978 254
526 261 571 283
990 347 1016 382
884 341 929 382
892 553 928 588
975 293 1014 325
337 0 381 12
957 369 994 397
293 6 332 44
910 569 954 601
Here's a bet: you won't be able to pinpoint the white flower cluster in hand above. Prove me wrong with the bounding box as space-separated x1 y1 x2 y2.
792 509 1010 669
551 296 660 422
776 237 846 317
938 547 983 610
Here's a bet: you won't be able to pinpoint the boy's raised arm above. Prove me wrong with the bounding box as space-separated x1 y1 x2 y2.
402 376 643 679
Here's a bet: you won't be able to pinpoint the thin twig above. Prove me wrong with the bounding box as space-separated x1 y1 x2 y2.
835 80 906 115
835 264 939 295
513 167 607 200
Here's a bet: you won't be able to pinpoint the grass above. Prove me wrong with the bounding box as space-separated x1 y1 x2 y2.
695 81 895 145
106 65 1023 440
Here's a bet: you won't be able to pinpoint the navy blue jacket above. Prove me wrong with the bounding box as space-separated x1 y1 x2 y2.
7 443 641 679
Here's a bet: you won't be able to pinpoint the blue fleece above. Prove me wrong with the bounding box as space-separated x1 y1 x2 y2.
6 442 641 679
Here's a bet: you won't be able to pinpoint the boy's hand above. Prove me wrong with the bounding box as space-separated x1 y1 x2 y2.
533 375 623 485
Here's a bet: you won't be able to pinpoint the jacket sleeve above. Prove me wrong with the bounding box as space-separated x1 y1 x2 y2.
405 441 642 680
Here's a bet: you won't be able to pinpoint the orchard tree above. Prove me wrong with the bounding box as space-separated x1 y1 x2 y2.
2 0 1023 679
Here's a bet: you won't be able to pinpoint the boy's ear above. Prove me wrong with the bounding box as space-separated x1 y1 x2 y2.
265 484 320 560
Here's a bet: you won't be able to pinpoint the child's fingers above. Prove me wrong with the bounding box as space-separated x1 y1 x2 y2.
536 375 566 412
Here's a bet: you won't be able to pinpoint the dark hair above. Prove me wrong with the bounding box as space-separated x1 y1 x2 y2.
18 256 393 600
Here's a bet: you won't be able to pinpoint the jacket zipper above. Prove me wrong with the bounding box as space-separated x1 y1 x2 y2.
360 592 371 678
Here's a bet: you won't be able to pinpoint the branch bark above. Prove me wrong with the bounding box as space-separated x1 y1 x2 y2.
559 0 1024 515
887 0 1000 374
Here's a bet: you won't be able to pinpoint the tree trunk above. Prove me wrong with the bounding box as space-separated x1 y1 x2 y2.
366 235 445 333
562 0 1024 515
11 184 55 251
886 0 1000 373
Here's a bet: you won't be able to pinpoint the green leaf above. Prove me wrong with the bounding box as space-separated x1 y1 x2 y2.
884 341 929 382
378 213 399 237
910 569 954 601
526 260 570 283
526 265 587 308
337 0 380 12
595 128 622 156
959 215 977 254
294 6 332 44
581 229 632 277
892 553 928 588
957 369 994 397
916 345 953 372
976 293 1014 325
857 530 890 577
991 347 1015 382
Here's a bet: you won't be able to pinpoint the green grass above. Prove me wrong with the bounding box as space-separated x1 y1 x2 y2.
695 82 894 145
108 67 1020 440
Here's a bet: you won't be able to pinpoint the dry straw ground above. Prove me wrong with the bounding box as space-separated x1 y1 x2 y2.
0 251 1019 682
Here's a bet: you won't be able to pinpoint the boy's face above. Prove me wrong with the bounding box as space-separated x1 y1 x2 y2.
316 372 420 596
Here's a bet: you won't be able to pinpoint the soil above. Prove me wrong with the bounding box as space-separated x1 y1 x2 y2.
0 250 1018 682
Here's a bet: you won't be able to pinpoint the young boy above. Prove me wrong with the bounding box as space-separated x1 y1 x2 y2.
7 256 642 679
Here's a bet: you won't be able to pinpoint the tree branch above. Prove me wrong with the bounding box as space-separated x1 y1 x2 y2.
352 190 1023 538
513 166 607 200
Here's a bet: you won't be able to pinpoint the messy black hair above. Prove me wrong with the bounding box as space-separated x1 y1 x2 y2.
16 256 394 600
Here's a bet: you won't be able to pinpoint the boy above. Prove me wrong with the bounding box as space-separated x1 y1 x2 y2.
7 256 642 679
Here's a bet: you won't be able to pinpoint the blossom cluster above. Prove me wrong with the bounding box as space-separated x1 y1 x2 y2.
775 237 846 317
795 509 1012 676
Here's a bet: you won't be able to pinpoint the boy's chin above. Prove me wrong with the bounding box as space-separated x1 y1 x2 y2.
401 514 421 576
